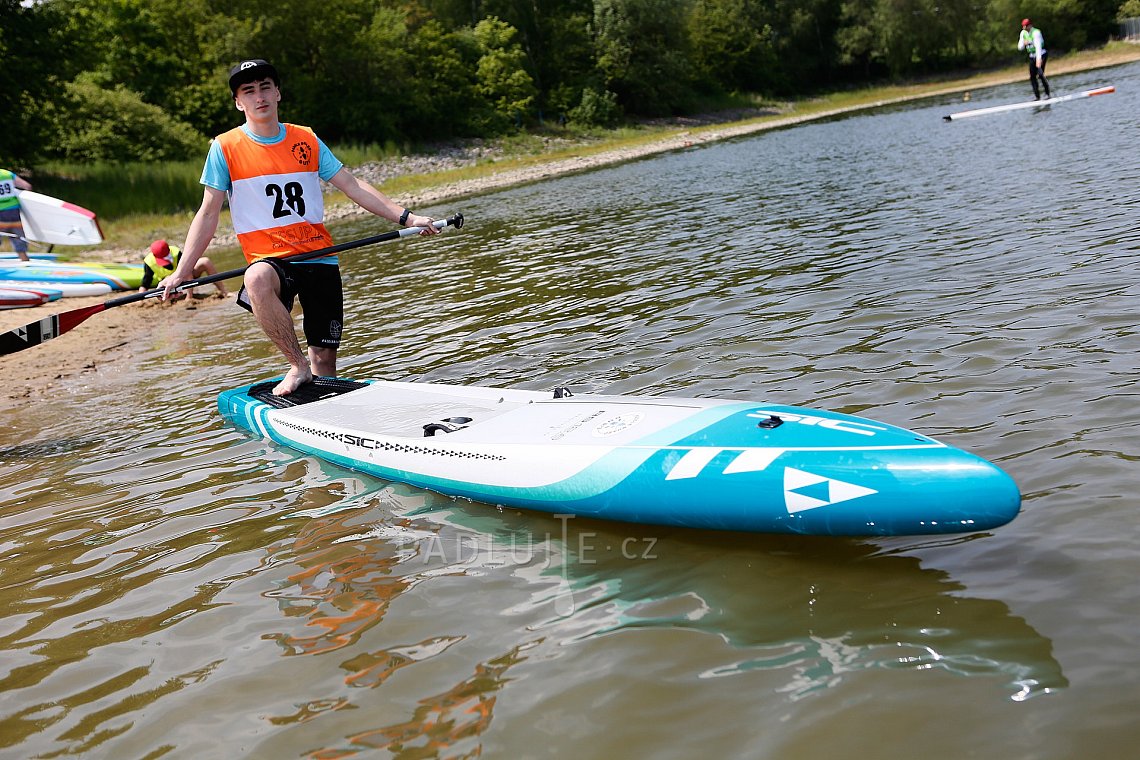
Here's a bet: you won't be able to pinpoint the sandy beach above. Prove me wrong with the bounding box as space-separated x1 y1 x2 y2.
3 46 1137 409
0 291 231 406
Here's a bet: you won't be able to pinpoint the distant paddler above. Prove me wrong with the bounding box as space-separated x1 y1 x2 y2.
0 169 33 261
1018 19 1051 101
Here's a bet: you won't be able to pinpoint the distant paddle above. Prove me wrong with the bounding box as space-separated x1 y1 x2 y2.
0 213 464 356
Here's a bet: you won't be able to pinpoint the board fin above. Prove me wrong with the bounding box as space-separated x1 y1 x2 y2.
249 377 369 409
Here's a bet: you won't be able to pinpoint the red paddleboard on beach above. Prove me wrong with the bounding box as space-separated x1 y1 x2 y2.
0 287 52 309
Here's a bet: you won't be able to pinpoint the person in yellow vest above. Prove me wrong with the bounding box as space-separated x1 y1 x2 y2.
139 239 228 297
157 59 438 396
0 169 34 260
1017 19 1051 101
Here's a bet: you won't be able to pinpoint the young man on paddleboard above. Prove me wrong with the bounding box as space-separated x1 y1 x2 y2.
158 59 438 396
0 169 33 261
1018 19 1051 100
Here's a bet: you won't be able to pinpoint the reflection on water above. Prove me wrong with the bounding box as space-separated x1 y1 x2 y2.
219 485 1065 758
430 506 1066 701
256 506 515 757
4 61 1140 758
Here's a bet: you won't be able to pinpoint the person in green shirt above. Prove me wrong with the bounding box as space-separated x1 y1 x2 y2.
0 169 33 260
1017 19 1051 101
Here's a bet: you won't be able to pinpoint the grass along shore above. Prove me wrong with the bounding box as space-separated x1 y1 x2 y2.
50 42 1140 261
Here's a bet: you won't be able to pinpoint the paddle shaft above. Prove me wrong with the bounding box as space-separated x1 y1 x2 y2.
107 213 463 307
0 231 52 252
0 213 463 356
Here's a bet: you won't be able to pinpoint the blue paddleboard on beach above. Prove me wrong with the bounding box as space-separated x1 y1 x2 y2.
0 252 60 261
0 263 134 289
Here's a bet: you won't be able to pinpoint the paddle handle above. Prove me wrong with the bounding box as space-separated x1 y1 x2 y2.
105 213 464 308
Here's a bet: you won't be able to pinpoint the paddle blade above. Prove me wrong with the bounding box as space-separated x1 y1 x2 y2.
0 304 106 356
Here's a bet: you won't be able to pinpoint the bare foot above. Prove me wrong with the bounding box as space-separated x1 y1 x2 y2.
273 366 313 396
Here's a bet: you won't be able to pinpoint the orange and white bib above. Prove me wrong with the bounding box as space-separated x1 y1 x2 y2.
216 124 333 262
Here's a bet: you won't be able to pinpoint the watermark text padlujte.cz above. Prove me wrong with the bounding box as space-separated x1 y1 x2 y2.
419 513 659 567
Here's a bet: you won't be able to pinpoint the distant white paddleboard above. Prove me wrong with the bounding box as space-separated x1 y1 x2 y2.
943 85 1114 121
17 190 104 245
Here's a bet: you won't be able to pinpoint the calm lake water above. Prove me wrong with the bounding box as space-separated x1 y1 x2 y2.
2 61 1139 758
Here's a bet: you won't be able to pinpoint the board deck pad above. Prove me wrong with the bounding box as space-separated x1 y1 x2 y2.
249 378 370 409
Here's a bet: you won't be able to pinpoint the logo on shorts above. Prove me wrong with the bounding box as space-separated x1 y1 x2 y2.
291 141 313 166
329 320 342 340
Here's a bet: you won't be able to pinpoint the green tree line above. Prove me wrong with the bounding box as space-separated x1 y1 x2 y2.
1 0 1132 168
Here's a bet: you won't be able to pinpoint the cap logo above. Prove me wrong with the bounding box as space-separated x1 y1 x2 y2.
239 61 259 71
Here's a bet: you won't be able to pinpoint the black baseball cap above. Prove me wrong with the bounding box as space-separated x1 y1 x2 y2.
228 59 279 95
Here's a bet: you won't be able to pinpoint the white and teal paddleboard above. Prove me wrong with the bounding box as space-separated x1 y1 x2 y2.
218 379 1020 537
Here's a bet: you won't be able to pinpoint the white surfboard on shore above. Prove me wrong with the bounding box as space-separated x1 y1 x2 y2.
17 191 104 246
943 85 1114 121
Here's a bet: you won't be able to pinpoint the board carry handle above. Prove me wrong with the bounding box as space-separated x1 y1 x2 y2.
0 213 464 357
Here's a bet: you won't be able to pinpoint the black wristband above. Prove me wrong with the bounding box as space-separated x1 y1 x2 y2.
399 208 410 225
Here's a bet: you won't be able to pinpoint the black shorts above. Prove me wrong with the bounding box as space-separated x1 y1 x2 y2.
237 259 344 348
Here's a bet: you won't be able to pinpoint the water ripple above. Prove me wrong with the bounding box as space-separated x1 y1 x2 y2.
3 62 1140 758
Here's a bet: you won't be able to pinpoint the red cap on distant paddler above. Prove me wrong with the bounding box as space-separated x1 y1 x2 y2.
1022 18 1031 27
150 239 172 266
